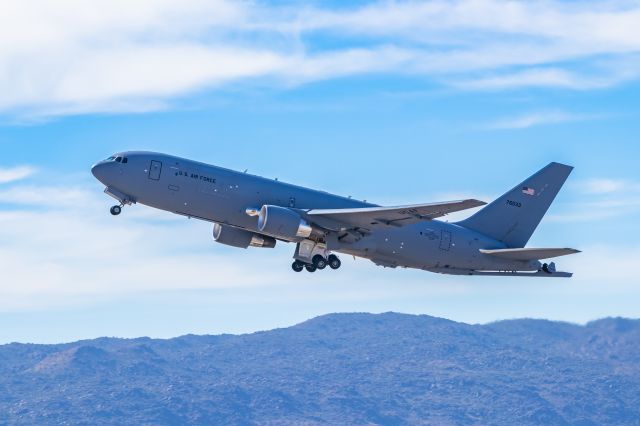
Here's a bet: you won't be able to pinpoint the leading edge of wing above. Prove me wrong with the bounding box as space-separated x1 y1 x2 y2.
306 199 486 229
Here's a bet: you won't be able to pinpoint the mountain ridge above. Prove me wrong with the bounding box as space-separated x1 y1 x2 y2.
1 312 639 425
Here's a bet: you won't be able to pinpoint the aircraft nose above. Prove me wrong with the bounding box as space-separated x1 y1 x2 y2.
91 162 109 184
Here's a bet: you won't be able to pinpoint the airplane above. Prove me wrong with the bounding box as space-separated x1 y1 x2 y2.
91 152 580 277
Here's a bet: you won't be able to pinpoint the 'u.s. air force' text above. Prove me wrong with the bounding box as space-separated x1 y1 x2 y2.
175 170 217 184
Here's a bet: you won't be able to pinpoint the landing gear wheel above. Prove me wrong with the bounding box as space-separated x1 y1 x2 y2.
292 261 304 273
305 264 317 273
110 205 122 216
542 263 551 274
328 255 342 270
312 255 327 270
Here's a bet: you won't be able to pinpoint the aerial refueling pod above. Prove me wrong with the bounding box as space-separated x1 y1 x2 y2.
213 223 276 249
258 205 318 241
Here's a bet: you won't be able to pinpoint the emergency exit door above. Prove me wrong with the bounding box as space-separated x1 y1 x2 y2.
440 230 452 251
149 160 162 180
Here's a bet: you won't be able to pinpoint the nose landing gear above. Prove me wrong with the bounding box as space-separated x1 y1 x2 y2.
110 205 122 216
104 187 134 216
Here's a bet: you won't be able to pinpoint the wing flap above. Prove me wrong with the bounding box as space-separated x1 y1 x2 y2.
479 247 581 261
307 199 486 231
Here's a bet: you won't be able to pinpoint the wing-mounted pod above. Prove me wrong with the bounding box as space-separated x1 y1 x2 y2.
213 223 276 249
257 205 324 241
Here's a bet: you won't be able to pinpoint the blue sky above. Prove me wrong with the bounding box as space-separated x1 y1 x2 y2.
1 0 639 343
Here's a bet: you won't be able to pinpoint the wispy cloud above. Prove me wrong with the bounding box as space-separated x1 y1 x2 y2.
1 0 640 117
581 178 633 194
0 186 285 311
453 68 632 91
0 171 637 333
487 110 591 130
0 166 36 184
0 178 463 312
548 178 640 222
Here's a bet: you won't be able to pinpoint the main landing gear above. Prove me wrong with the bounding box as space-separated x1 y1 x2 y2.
541 262 556 274
292 254 342 273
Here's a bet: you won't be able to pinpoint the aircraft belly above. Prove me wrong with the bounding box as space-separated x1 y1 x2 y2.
375 223 527 271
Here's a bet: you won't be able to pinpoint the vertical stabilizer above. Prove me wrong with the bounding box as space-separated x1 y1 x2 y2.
457 162 573 248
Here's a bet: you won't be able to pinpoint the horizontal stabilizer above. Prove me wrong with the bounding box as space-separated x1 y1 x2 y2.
479 247 581 261
307 199 486 231
429 267 573 278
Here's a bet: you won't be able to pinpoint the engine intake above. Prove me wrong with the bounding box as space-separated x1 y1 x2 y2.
213 223 276 249
258 205 315 240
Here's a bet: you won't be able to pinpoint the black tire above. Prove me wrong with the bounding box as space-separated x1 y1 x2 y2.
312 255 327 270
110 205 122 216
329 256 341 270
292 261 304 273
305 264 317 273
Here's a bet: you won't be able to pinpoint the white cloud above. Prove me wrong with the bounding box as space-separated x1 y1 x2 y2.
582 178 630 194
547 178 640 222
0 172 637 331
453 68 623 91
0 179 469 312
0 189 288 311
547 198 640 223
1 0 640 117
0 166 36 184
487 110 590 130
558 245 640 287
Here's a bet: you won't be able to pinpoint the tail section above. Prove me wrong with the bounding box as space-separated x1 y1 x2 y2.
457 162 573 248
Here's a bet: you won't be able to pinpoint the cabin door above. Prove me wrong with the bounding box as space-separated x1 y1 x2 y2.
149 160 162 180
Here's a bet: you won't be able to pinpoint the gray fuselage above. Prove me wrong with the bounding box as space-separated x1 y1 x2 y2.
91 151 539 274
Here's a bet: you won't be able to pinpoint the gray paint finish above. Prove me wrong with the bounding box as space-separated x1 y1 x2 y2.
91 152 579 277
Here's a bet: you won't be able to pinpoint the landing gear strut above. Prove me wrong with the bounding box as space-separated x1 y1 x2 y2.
292 240 342 273
110 205 122 216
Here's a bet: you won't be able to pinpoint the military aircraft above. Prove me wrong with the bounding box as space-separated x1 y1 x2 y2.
92 152 579 277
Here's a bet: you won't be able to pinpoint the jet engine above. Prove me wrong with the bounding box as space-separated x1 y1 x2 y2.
258 205 317 241
213 223 276 249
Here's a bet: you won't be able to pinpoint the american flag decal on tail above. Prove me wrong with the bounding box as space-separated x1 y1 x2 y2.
522 187 536 196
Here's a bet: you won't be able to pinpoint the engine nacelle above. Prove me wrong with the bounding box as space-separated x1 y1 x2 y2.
258 205 314 241
213 223 276 249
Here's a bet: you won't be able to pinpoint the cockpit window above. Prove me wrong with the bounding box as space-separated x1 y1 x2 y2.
104 155 127 163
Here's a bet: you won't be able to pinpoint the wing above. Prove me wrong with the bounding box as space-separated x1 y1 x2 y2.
479 247 581 261
306 199 486 231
